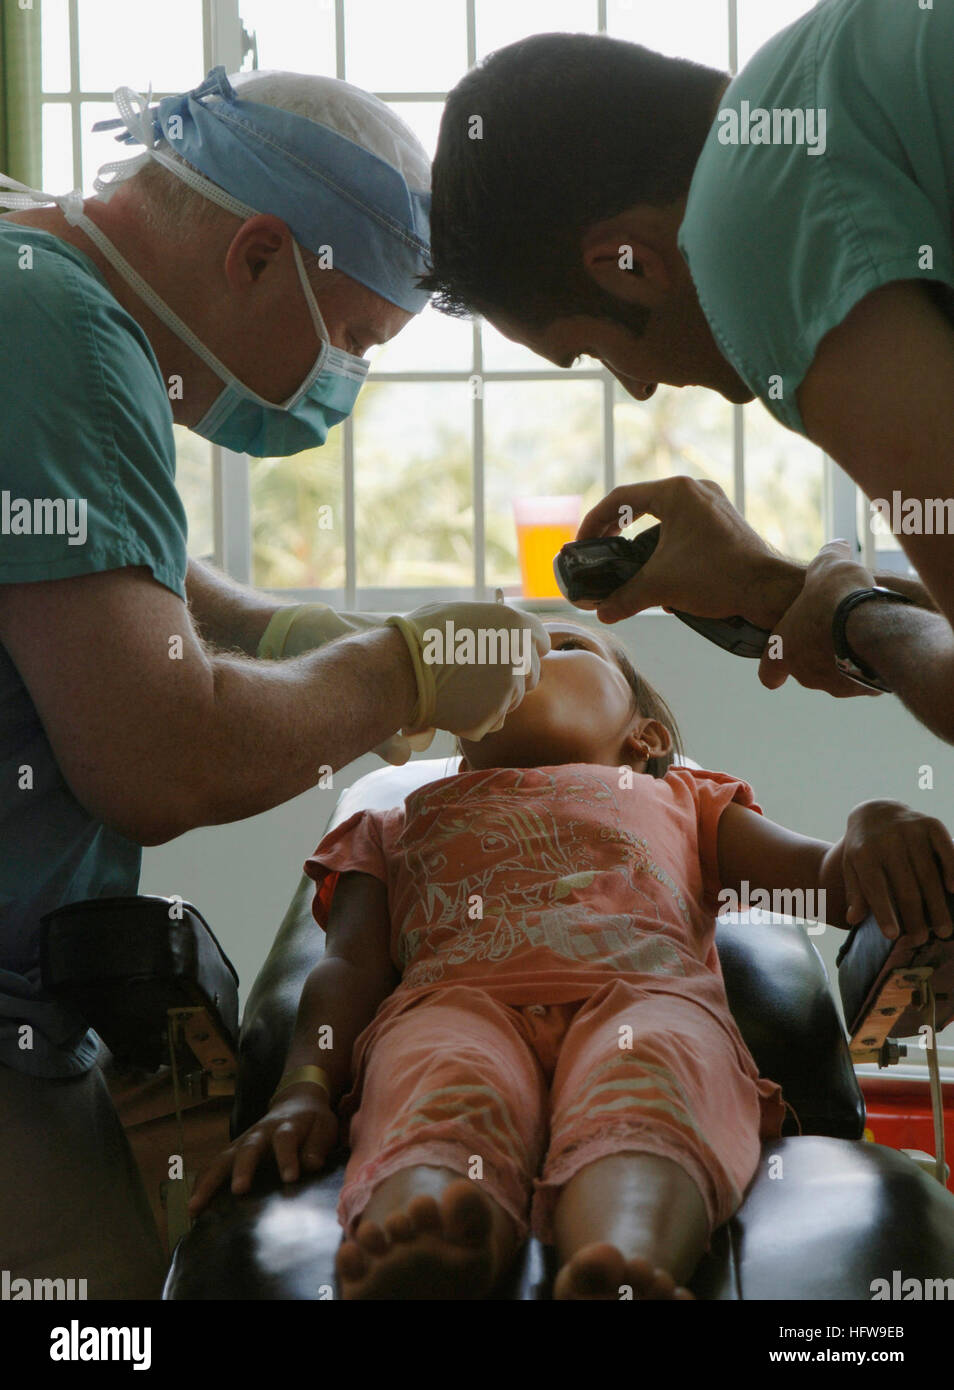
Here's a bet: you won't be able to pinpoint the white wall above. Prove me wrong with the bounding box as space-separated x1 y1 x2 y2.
140 609 954 1020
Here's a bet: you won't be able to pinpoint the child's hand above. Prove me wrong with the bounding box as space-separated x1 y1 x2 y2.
188 1085 339 1216
842 800 954 942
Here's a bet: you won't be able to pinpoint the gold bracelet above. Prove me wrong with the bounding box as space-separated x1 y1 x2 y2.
270 1065 332 1106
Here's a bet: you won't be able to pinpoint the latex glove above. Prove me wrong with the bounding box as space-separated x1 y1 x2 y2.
257 603 436 765
386 601 551 739
257 603 383 659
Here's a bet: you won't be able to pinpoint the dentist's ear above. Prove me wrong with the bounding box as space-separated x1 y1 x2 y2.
580 220 673 305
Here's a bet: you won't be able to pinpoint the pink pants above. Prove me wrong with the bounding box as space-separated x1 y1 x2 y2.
339 980 783 1245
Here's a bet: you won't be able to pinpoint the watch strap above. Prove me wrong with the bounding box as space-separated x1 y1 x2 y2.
831 587 915 693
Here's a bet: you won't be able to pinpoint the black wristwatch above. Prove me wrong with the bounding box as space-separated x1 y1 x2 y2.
831 587 916 693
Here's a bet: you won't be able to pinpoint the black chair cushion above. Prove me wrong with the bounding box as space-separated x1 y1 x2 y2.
165 1134 954 1300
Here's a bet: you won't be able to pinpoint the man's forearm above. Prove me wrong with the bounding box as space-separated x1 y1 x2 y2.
872 570 936 610
762 558 933 617
844 600 954 743
186 557 284 656
155 626 417 840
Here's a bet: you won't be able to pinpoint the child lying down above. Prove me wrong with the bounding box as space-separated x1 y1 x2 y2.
190 620 954 1299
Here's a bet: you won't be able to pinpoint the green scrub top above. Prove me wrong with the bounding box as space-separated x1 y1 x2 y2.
0 219 188 1076
677 0 954 437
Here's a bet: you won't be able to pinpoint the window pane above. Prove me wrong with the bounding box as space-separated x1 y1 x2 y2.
344 0 466 91
607 0 729 70
742 401 823 558
368 301 473 374
861 491 917 572
476 0 598 60
173 427 214 560
240 0 337 77
615 382 735 504
484 380 604 593
385 100 444 161
81 101 122 193
77 0 203 92
480 320 547 373
42 0 72 92
251 433 345 589
354 382 473 590
738 0 819 69
480 320 596 374
42 102 74 192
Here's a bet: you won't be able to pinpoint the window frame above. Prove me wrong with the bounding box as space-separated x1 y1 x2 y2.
44 0 887 605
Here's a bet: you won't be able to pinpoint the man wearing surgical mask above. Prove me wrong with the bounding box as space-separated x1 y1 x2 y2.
0 69 548 1297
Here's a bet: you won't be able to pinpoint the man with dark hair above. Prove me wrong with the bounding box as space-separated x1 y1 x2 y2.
423 9 954 746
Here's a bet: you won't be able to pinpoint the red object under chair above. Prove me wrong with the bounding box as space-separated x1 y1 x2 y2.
860 1074 954 1193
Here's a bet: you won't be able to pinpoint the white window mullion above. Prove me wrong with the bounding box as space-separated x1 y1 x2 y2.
602 373 615 496
733 405 745 515
207 0 247 577
213 447 252 582
825 453 862 553
344 415 357 608
335 0 347 79
206 0 243 71
727 3 744 515
473 321 485 600
67 0 82 187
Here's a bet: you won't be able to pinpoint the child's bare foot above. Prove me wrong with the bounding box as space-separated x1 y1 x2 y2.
336 1180 503 1299
554 1242 695 1300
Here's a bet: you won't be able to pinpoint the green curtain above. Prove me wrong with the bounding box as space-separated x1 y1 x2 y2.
0 0 43 184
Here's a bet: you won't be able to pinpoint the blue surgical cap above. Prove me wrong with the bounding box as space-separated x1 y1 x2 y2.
93 67 432 314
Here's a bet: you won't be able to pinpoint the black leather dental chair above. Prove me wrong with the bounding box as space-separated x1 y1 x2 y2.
42 756 954 1299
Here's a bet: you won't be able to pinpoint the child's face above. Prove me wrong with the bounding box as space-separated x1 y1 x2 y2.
459 621 671 770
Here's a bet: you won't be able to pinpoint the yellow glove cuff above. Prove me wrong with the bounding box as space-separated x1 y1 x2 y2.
257 605 321 660
385 615 435 729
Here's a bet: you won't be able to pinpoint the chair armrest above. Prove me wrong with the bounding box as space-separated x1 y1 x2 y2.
716 914 864 1138
40 895 239 1073
232 875 324 1136
838 892 954 1060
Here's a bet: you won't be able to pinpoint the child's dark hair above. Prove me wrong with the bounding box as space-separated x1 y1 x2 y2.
602 635 684 778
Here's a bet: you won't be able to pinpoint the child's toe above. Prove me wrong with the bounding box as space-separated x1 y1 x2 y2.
406 1194 442 1234
354 1219 389 1256
336 1240 368 1281
442 1181 492 1246
383 1210 414 1242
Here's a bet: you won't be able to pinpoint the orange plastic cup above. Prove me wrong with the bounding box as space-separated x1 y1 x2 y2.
513 495 583 598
